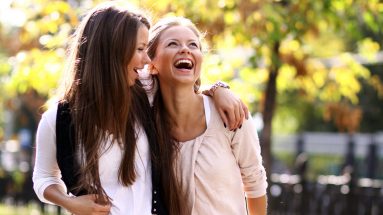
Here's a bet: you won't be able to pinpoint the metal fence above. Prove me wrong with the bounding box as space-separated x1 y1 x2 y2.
269 174 383 215
269 132 383 215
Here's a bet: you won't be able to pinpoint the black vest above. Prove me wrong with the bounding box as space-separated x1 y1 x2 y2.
56 102 167 214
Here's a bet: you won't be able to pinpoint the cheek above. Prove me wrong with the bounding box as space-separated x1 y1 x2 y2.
196 54 203 68
195 50 203 62
130 54 138 66
153 55 167 71
125 65 135 85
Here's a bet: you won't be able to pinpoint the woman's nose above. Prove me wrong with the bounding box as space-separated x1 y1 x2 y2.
143 53 151 64
179 44 191 54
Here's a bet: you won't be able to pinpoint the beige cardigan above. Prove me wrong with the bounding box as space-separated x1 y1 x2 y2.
176 96 267 215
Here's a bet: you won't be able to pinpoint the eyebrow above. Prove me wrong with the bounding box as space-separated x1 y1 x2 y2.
164 38 198 43
137 42 148 46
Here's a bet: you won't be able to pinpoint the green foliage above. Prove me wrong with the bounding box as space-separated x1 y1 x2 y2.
0 0 382 140
5 49 64 97
1 0 77 97
136 0 383 118
0 0 78 140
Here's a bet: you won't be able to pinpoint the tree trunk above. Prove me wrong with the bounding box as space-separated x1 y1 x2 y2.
260 42 280 182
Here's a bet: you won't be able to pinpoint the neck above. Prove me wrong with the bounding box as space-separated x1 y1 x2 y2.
160 83 201 125
159 82 206 141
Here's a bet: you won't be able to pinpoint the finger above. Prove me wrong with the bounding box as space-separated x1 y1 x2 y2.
96 212 110 215
226 107 236 130
233 102 241 129
97 204 111 212
84 194 98 201
241 100 249 119
218 109 229 129
238 102 245 127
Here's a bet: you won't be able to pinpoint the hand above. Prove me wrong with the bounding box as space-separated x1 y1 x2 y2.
212 88 249 130
247 195 267 215
65 194 111 215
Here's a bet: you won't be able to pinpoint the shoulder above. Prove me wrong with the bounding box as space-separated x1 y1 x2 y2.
43 102 58 119
203 95 230 135
203 95 220 120
231 114 260 146
40 102 59 128
239 114 258 133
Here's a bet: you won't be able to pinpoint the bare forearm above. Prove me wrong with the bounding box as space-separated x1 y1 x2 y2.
44 185 111 215
43 184 73 209
247 195 267 215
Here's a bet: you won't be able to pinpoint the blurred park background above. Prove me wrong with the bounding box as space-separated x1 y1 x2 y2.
0 0 383 214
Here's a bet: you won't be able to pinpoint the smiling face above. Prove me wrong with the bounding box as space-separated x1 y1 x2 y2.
151 25 203 87
127 25 151 86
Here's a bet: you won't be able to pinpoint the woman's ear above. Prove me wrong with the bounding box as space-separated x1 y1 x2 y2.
148 64 159 75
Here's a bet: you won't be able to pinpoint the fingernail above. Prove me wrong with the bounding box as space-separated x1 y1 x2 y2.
224 123 226 128
239 124 242 129
234 129 237 132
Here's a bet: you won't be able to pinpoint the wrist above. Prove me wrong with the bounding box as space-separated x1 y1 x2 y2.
207 81 230 97
60 195 76 211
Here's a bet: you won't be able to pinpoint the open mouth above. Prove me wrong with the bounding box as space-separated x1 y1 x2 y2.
174 59 194 70
133 67 144 74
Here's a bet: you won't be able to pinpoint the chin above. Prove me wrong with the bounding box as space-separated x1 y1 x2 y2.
175 78 197 86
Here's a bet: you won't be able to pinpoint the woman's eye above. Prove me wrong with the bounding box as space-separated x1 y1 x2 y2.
190 42 199 48
167 42 177 46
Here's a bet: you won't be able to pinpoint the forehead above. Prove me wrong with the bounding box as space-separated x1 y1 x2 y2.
159 25 199 42
137 25 149 43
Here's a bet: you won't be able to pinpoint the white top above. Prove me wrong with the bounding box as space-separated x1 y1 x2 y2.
176 96 267 214
32 104 152 215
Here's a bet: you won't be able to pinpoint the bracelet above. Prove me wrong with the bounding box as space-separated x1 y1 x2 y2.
207 81 230 97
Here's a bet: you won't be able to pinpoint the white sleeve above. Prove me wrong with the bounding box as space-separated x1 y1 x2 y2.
230 114 268 198
32 105 68 204
138 70 157 106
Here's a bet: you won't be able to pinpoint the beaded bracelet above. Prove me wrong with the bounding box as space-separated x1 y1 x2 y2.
205 81 230 97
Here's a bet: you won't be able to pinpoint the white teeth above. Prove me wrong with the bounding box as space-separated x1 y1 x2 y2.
134 68 142 73
175 59 193 67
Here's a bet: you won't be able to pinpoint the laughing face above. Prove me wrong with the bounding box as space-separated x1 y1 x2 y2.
151 25 203 87
127 25 151 86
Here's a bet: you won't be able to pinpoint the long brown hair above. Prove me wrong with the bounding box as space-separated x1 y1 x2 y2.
147 17 204 215
58 2 152 203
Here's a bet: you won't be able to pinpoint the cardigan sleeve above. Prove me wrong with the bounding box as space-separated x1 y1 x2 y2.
230 114 268 198
32 105 68 204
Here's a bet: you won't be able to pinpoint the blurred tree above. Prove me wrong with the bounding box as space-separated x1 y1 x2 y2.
136 0 383 177
0 0 80 140
1 0 383 180
1 0 79 97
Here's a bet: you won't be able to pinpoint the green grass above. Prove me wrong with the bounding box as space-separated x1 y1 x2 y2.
0 202 66 215
0 204 39 215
